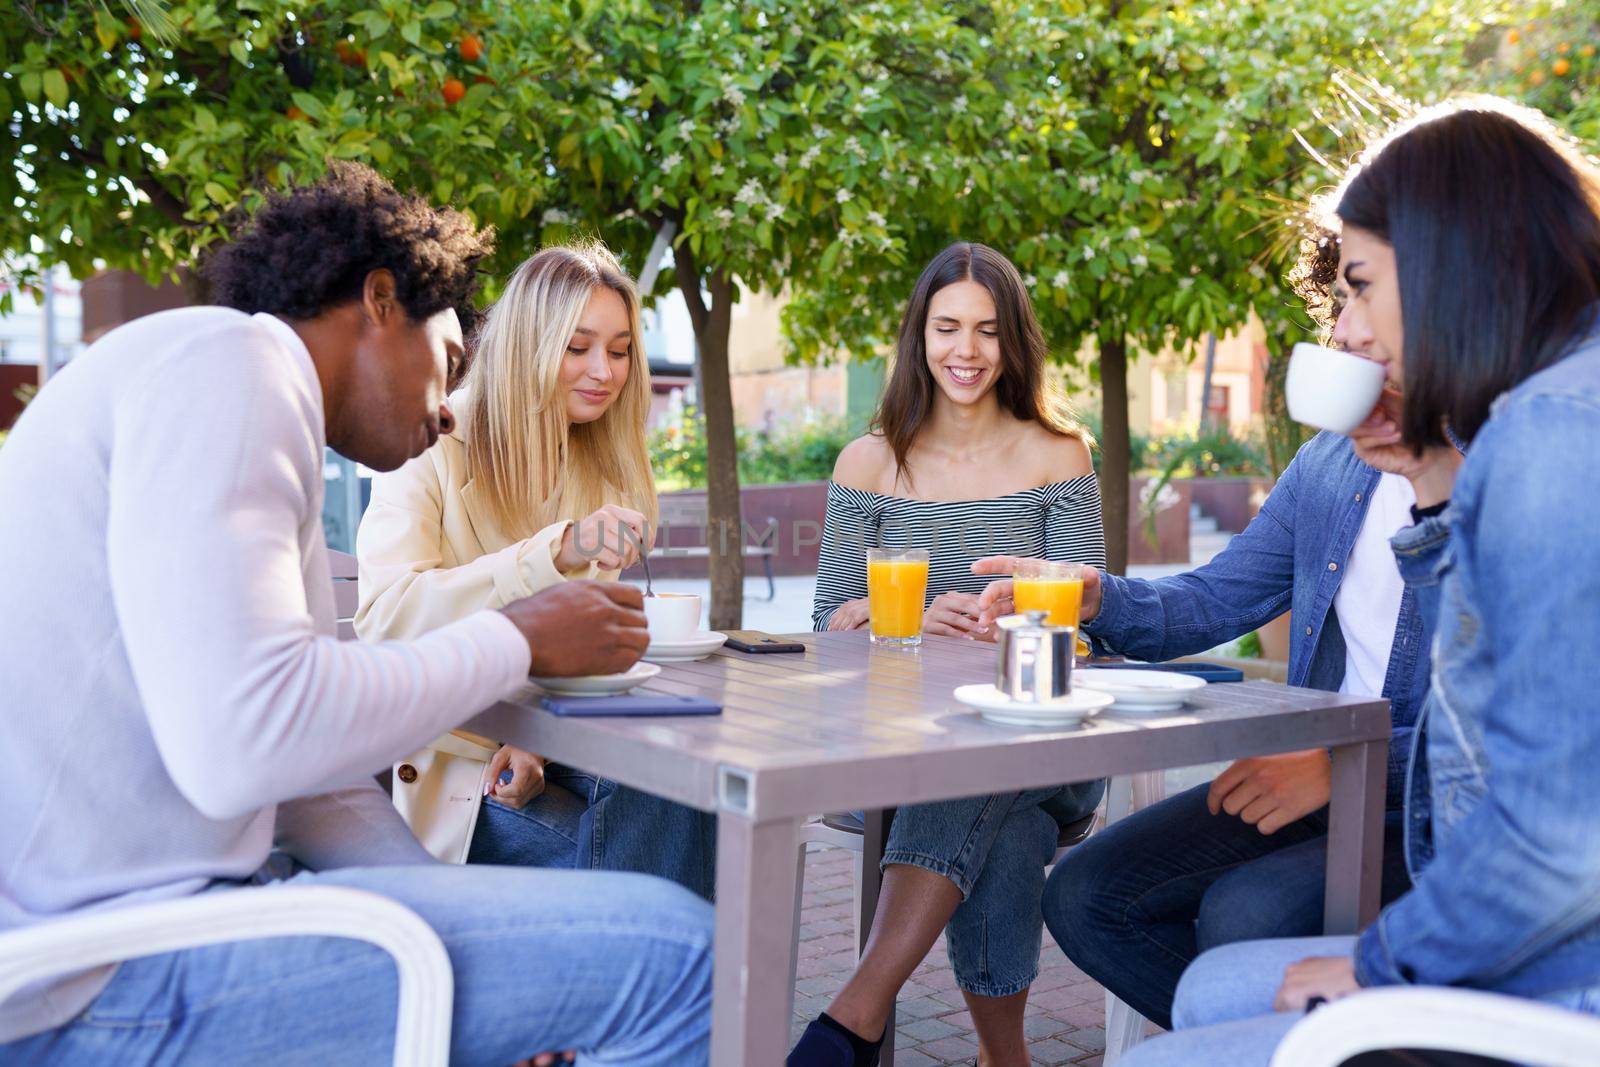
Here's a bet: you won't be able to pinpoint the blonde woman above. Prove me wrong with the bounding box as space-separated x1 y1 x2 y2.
355 241 715 897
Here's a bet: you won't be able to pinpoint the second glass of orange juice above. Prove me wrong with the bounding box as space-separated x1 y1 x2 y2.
1012 559 1085 632
867 548 929 647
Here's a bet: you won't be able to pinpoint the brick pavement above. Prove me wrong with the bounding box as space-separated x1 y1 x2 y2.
790 846 1115 1067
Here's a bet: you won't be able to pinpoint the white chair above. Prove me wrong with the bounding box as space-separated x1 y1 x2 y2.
1269 987 1600 1067
792 770 1167 1065
0 885 454 1066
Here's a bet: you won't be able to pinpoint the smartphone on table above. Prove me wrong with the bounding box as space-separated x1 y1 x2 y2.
722 630 806 654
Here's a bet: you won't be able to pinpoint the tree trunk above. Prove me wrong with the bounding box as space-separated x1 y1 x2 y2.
1099 335 1131 576
674 250 745 630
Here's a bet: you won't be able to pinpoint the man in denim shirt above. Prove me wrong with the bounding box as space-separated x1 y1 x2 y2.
976 427 1430 1030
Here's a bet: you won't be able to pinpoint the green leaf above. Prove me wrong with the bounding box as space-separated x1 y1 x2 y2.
203 181 229 205
20 71 41 104
401 21 422 46
229 39 250 66
423 1 457 19
193 108 217 134
42 69 68 108
290 93 327 121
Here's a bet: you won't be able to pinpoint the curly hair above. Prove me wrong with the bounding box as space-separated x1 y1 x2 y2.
205 162 494 326
1287 222 1343 337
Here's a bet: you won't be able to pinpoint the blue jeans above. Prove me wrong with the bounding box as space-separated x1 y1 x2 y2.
1123 935 1600 1066
469 764 718 901
1043 782 1411 1028
2 862 713 1066
877 779 1104 998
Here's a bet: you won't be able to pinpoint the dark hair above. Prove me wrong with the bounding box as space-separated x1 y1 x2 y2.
1288 225 1343 337
1333 98 1600 447
873 242 1084 483
205 161 495 327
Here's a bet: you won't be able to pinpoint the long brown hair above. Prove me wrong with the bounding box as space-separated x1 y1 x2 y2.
872 242 1086 486
1330 97 1600 447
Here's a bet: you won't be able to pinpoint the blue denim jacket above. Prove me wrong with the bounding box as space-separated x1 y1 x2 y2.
1355 336 1600 1002
1089 432 1430 810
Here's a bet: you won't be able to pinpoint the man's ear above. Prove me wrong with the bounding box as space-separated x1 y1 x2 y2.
360 268 399 326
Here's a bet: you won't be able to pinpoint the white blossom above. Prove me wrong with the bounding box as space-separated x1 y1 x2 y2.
1023 274 1038 288
735 179 763 205
952 94 969 113
1125 226 1141 241
836 188 852 204
798 145 821 169
1212 126 1231 146
1132 253 1149 270
1178 277 1194 289
541 208 572 225
1248 263 1268 281
1082 246 1096 261
862 86 881 102
713 206 735 224
662 151 683 171
755 10 769 27
1078 175 1100 194
723 85 747 108
711 162 725 177
763 201 785 222
906 174 920 189
865 209 887 228
649 185 664 202
773 152 790 168
1052 270 1071 289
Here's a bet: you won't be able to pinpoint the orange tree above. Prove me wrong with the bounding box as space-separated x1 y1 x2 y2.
2 0 1534 615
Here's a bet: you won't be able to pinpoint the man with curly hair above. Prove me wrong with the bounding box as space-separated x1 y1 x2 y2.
971 225 1432 1039
0 163 712 1066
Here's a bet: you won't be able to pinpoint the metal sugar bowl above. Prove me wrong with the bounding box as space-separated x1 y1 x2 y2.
994 611 1077 704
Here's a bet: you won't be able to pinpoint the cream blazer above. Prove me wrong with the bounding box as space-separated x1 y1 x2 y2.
354 423 608 861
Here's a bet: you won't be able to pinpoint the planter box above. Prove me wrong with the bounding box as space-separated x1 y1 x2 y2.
1128 477 1192 565
1185 475 1275 534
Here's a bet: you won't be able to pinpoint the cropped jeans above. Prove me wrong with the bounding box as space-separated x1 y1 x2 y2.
867 779 1104 998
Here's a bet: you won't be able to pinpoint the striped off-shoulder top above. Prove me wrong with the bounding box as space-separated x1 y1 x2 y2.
810 474 1108 631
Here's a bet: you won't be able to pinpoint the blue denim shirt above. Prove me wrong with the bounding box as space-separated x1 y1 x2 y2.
1089 432 1430 810
1355 336 1600 1002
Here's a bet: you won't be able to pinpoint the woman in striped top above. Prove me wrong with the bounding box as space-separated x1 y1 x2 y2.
790 244 1107 1067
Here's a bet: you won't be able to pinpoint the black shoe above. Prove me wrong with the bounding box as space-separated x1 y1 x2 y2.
787 1015 884 1067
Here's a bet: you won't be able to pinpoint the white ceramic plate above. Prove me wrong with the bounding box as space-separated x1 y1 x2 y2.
1073 668 1206 712
953 684 1115 727
530 661 661 696
642 631 728 663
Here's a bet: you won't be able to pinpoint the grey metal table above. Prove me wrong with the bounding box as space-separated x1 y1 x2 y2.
469 632 1390 1067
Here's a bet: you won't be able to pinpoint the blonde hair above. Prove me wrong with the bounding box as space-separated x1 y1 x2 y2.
460 241 658 541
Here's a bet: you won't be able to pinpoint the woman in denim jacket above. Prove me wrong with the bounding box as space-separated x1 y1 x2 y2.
1122 96 1600 1066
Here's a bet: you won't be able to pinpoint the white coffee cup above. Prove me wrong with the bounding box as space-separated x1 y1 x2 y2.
1285 342 1388 435
644 592 702 643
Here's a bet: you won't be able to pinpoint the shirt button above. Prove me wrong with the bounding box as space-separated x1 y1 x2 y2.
397 764 418 784
1355 492 1362 503
1305 625 1314 636
1328 562 1338 571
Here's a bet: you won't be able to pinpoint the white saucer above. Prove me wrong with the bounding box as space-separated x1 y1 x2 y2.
1073 668 1206 713
642 631 727 663
530 661 661 696
953 684 1115 727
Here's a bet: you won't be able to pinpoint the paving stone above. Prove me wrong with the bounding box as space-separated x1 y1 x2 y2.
1023 1014 1071 1040
915 1034 982 1062
1028 1037 1086 1065
897 1015 961 1043
1064 1025 1105 1053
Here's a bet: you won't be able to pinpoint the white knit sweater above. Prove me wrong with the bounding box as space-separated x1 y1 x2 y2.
0 308 532 1041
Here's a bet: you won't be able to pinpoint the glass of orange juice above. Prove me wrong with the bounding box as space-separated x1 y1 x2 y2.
1012 560 1084 631
867 548 930 647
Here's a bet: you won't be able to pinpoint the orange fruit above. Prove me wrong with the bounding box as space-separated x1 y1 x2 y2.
1558 42 1571 54
1583 44 1596 58
286 105 307 120
1530 69 1547 86
127 19 142 40
1507 29 1521 44
472 73 494 85
335 40 367 67
1554 58 1571 76
459 33 484 62
441 78 466 105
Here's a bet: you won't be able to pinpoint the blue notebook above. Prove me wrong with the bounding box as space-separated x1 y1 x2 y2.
540 694 723 717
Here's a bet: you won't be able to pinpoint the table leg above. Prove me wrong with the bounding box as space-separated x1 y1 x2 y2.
857 808 895 1065
1324 739 1388 934
712 808 804 1066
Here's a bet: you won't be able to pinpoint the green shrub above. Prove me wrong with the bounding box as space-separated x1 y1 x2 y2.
650 405 854 491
